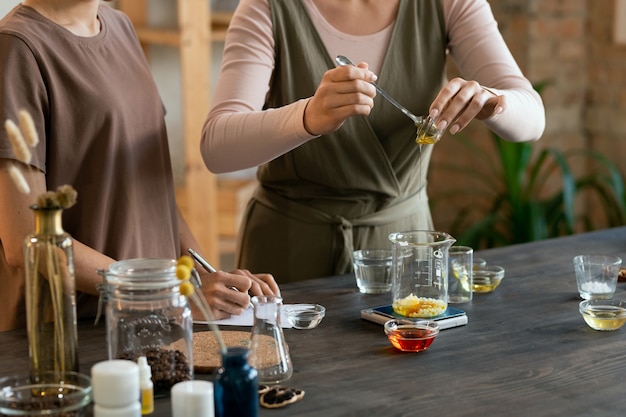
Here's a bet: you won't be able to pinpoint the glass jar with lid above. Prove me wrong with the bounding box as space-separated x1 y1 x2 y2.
99 258 193 397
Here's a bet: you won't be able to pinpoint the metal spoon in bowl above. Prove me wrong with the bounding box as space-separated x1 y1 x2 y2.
334 55 441 144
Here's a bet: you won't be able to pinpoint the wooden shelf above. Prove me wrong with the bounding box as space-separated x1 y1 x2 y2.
117 0 233 266
133 12 232 46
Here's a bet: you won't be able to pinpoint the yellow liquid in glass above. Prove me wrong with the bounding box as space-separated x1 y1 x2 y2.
415 133 439 145
472 279 500 293
582 307 626 330
452 264 471 292
415 120 440 145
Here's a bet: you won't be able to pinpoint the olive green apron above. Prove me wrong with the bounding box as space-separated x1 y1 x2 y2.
237 0 447 283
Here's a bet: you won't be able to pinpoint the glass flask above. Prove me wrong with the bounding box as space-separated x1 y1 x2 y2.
99 258 193 397
249 296 292 384
214 347 258 417
24 206 79 379
388 230 456 318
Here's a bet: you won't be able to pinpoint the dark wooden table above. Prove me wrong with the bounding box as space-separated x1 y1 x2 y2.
2 227 626 416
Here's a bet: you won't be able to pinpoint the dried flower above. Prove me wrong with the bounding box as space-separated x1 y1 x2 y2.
8 165 30 194
37 191 60 209
5 111 78 208
35 186 78 210
55 185 77 209
5 119 31 164
176 256 227 354
18 109 39 147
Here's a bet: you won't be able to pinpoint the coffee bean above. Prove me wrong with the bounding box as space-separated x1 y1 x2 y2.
118 348 191 396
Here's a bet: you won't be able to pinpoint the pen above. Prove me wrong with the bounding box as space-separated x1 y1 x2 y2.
186 248 254 309
187 248 216 275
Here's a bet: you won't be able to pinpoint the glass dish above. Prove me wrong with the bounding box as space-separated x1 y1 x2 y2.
579 299 626 331
0 372 92 416
284 304 326 329
384 319 439 352
472 265 505 293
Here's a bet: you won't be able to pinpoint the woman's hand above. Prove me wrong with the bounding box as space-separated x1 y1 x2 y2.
303 62 378 136
429 77 506 135
199 269 280 320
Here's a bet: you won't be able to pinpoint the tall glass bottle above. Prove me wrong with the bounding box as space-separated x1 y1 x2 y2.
249 295 292 384
24 206 79 379
214 347 258 417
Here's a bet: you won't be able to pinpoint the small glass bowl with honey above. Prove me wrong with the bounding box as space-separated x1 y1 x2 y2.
414 116 443 145
579 299 626 331
472 265 505 293
384 319 439 352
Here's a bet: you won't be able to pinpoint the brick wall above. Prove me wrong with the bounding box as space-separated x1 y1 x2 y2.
429 0 625 240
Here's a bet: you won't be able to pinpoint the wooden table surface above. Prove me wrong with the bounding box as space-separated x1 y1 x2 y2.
2 227 626 417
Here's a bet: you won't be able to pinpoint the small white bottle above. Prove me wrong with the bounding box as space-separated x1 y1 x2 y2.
91 360 142 417
138 356 154 415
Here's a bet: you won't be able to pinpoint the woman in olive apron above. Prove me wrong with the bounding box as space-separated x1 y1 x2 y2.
202 0 545 283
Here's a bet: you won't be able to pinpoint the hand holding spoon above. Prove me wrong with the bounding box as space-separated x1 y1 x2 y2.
334 55 442 144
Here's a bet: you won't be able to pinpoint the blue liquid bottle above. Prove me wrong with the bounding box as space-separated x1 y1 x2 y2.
214 347 258 417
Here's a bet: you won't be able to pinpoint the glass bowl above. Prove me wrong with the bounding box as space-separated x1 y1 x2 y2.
284 304 326 329
579 299 626 331
0 371 92 416
383 319 439 352
472 265 505 293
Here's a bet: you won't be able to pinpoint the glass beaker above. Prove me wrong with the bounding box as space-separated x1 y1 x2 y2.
388 230 456 318
249 296 292 384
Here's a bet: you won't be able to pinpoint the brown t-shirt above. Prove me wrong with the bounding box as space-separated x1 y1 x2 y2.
0 5 180 330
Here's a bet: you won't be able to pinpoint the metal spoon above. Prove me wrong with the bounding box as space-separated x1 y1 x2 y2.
335 55 422 124
334 55 441 144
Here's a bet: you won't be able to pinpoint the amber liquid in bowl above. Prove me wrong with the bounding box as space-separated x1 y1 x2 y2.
387 325 437 352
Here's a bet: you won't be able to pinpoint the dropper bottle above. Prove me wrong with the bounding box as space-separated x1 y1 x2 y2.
138 356 154 415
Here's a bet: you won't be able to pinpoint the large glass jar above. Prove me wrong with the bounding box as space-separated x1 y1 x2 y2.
99 258 193 397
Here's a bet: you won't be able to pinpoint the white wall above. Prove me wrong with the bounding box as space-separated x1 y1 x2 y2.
0 1 19 17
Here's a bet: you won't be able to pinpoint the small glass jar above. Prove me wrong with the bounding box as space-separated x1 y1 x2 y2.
99 258 193 397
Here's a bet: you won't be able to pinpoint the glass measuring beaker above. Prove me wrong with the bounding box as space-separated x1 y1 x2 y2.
388 231 456 318
249 296 292 384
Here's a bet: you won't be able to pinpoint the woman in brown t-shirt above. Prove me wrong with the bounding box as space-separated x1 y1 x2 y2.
0 0 279 331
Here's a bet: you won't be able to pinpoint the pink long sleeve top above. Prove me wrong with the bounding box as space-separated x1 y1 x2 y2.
201 0 545 173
